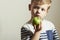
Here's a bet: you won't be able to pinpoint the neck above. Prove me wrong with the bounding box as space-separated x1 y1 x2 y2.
27 16 33 23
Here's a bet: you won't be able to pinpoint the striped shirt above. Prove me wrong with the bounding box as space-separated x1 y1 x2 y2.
21 19 60 40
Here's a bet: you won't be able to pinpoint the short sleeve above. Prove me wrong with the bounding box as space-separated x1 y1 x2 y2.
21 27 33 40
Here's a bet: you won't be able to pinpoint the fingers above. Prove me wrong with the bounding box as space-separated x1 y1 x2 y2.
36 24 42 31
33 21 42 32
33 24 36 30
34 25 36 30
33 24 42 32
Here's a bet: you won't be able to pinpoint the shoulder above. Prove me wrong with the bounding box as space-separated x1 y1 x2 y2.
43 19 55 26
21 22 34 31
43 19 55 30
21 23 30 30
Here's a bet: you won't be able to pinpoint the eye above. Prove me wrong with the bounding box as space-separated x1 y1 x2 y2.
41 8 45 11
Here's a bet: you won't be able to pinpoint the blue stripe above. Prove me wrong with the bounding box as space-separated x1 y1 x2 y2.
41 33 47 34
53 37 59 39
40 35 47 37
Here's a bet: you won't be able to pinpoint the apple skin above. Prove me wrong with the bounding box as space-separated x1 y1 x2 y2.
33 17 41 25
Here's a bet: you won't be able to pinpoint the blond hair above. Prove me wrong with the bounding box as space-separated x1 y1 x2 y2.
31 0 52 5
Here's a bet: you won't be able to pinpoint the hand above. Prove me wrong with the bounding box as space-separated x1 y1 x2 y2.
33 22 42 32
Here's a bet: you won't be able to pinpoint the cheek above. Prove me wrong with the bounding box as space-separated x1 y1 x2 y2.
40 11 47 18
33 9 37 13
31 9 36 15
40 11 46 15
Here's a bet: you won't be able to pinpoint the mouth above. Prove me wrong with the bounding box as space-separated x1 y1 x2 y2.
35 13 40 17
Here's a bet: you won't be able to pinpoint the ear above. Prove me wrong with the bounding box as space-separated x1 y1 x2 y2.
47 4 51 10
29 4 31 10
47 6 50 10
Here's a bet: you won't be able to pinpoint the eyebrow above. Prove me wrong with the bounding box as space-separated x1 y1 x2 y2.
33 5 40 9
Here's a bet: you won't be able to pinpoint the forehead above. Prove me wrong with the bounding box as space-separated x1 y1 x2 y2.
32 3 50 9
31 1 44 5
32 0 51 6
39 4 50 9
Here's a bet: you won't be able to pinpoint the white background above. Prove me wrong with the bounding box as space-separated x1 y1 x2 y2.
0 0 60 40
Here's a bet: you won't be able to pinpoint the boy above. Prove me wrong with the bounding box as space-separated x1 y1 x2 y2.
21 0 59 40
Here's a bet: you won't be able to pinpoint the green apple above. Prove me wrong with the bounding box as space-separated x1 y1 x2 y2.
33 17 41 25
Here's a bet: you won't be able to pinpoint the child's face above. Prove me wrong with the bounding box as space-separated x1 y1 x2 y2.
29 3 51 19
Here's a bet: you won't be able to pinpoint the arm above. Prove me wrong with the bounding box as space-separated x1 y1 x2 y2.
21 27 33 40
31 31 41 40
21 25 42 40
53 28 60 40
21 22 42 40
31 24 42 40
52 26 60 40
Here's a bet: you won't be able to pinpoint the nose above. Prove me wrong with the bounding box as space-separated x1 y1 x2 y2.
36 10 40 14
